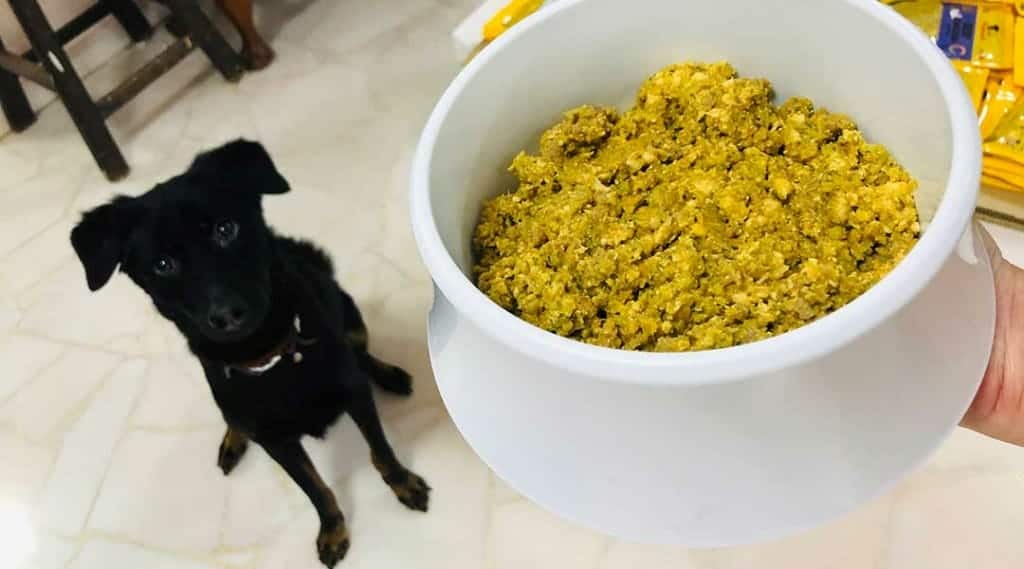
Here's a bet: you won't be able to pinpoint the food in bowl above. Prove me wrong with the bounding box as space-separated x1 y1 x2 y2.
473 62 921 352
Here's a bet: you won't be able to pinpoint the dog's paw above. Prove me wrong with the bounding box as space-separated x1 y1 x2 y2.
391 470 431 512
317 519 350 568
217 431 249 476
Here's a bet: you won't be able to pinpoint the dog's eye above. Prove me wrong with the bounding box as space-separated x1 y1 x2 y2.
213 220 238 245
153 256 178 277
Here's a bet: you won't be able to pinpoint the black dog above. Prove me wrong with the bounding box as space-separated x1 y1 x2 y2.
70 140 429 567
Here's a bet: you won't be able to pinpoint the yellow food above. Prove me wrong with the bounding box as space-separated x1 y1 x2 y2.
473 62 921 352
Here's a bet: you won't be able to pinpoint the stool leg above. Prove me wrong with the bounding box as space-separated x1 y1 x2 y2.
102 0 153 43
7 0 128 181
163 0 244 82
0 35 36 131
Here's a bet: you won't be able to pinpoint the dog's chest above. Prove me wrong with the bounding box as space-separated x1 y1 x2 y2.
210 346 346 439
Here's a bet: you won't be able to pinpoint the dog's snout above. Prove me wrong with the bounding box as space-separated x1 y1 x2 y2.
207 299 249 332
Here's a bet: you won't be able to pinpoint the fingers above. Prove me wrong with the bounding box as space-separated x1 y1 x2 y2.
961 222 1024 446
975 221 1004 270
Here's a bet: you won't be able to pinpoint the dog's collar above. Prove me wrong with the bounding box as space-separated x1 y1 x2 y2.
223 315 317 378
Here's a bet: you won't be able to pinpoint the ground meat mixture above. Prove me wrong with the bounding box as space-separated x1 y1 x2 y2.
473 62 920 352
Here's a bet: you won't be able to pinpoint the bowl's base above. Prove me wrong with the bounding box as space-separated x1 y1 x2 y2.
426 225 995 546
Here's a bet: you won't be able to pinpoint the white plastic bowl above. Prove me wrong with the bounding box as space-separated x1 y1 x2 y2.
411 0 994 545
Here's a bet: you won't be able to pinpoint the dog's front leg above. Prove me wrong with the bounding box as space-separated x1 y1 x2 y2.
263 439 349 567
217 427 249 475
347 379 431 511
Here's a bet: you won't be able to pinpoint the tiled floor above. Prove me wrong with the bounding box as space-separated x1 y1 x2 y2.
1 1 1024 568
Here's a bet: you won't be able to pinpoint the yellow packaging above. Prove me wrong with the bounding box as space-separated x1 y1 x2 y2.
466 0 545 64
984 138 1024 163
983 96 1024 191
888 0 943 39
987 95 1024 144
983 172 1021 190
482 0 544 41
984 152 1024 175
885 1 1024 191
979 74 1003 133
1015 16 1024 84
955 61 992 109
972 3 1015 69
980 73 1023 136
982 155 1024 186
900 2 1015 68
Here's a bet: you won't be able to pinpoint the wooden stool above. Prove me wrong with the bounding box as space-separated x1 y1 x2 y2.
0 0 245 181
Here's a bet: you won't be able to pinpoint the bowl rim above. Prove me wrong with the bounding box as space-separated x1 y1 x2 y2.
410 0 982 386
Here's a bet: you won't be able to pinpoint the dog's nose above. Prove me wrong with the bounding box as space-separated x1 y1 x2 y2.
207 300 248 333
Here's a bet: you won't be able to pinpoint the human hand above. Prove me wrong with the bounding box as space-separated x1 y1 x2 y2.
961 225 1024 446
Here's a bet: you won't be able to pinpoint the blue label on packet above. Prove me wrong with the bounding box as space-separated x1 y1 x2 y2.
937 3 978 61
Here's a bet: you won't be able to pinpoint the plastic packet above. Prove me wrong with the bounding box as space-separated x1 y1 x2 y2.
886 0 1024 191
956 61 992 109
981 67 1024 188
464 0 545 63
982 97 1024 192
980 73 1023 136
985 99 1024 151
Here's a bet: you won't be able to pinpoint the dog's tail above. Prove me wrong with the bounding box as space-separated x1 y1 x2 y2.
371 365 414 396
359 351 414 397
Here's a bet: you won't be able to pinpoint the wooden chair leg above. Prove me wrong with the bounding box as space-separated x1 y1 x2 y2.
216 0 274 70
102 0 153 42
165 15 187 38
0 35 36 131
7 0 128 181
163 0 245 82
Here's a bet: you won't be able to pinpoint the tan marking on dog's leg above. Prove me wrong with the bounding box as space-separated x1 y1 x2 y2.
217 427 249 475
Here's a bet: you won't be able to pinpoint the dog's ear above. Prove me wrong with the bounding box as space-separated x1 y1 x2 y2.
70 196 141 291
189 139 290 196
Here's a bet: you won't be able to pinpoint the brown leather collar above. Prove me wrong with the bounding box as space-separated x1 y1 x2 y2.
224 316 316 378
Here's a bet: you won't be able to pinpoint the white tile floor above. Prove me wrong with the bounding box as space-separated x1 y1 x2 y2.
1 1 1024 568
